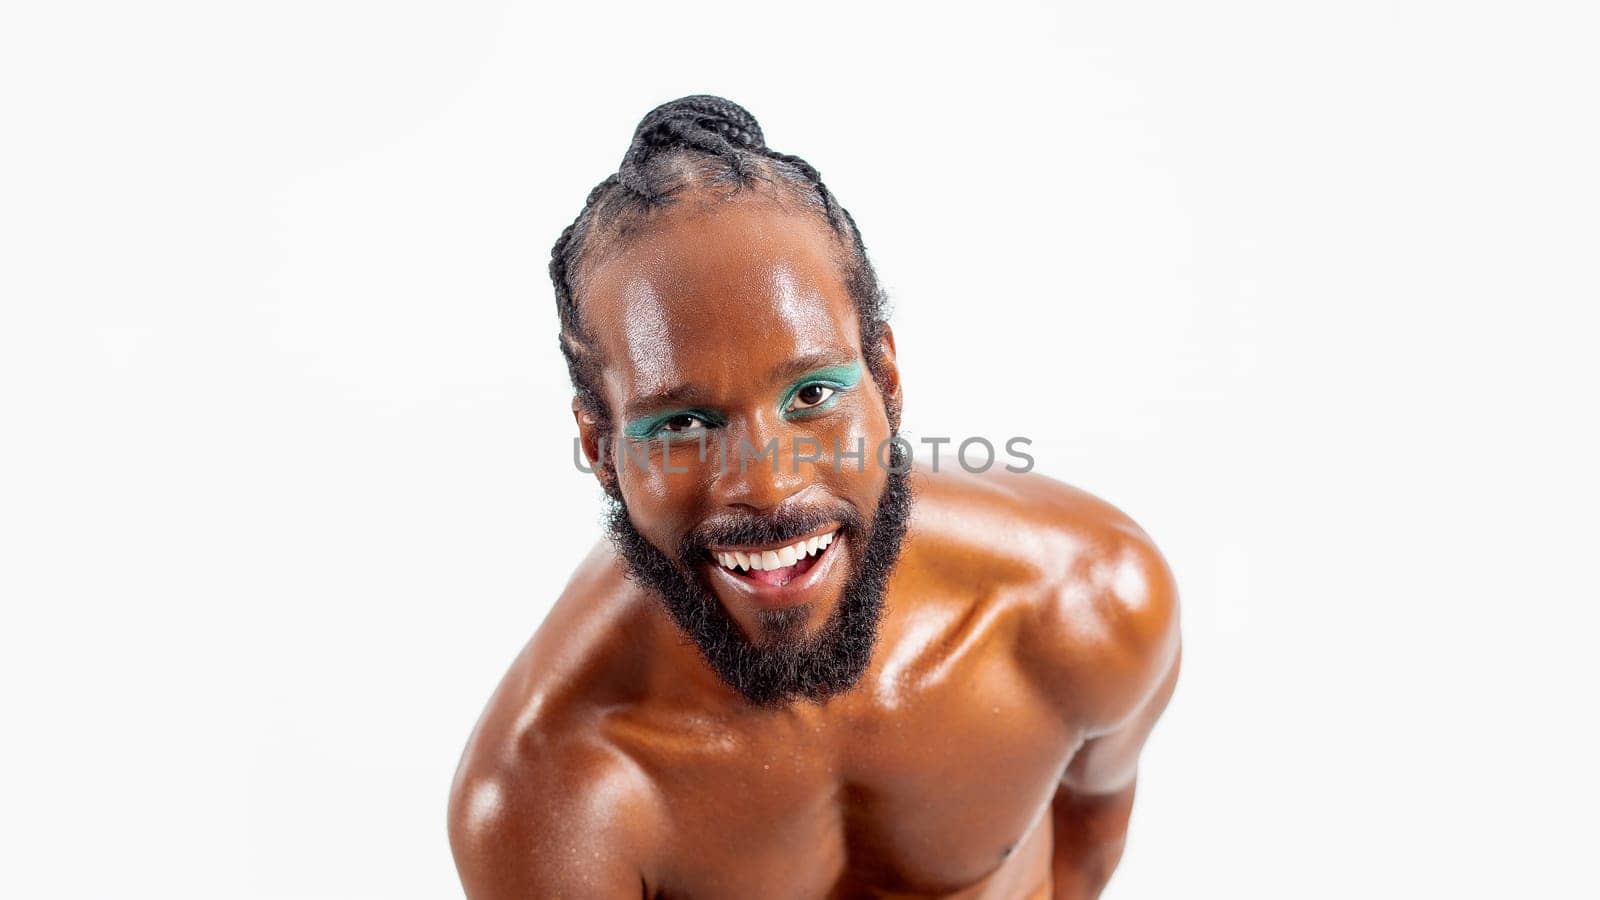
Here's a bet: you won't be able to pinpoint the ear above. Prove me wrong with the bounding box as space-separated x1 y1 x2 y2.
874 323 902 403
572 398 615 491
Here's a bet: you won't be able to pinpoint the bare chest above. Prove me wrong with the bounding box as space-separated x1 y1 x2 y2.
637 653 1076 899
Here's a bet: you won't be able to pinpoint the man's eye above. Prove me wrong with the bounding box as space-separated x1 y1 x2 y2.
788 384 836 411
659 414 707 433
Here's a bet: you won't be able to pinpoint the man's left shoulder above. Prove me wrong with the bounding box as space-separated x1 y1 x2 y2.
931 467 1180 731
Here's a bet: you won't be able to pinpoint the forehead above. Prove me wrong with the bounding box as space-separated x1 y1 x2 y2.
579 196 860 403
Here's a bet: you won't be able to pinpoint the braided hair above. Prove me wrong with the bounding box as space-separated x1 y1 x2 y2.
549 95 893 435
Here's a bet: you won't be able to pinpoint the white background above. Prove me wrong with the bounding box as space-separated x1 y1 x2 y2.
3 1 1597 897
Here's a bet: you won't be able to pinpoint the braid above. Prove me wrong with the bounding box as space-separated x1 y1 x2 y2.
618 94 765 197
549 95 892 434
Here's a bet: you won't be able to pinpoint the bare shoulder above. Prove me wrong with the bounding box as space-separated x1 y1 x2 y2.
447 543 667 899
912 465 1181 733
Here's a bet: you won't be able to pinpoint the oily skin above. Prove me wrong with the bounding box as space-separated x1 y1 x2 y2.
580 195 893 642
449 192 1182 899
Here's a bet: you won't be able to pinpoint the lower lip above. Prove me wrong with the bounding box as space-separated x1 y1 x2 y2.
705 536 844 610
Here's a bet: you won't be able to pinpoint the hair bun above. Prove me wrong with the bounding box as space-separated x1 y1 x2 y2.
626 95 767 157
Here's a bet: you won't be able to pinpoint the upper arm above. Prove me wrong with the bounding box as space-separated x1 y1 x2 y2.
1023 510 1182 794
1060 641 1180 794
448 735 660 899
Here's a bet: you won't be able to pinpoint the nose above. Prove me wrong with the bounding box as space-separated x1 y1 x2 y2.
713 413 811 513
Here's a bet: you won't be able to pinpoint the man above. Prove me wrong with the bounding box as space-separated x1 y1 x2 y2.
449 96 1180 899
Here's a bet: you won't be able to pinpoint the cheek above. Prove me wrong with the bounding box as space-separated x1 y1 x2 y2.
616 441 708 546
812 384 894 508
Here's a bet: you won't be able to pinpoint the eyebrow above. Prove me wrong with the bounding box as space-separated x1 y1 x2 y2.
765 349 861 385
622 385 716 421
622 348 860 421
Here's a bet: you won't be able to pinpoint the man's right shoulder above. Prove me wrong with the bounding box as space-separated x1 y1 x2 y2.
447 541 667 899
448 722 663 898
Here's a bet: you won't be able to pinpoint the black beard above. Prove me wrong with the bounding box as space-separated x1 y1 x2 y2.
602 449 914 707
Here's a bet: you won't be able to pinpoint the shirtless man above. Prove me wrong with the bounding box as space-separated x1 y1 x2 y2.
448 96 1181 899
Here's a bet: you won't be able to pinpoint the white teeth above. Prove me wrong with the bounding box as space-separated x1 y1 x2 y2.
717 531 839 575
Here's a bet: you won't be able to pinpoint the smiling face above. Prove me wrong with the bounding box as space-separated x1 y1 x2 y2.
573 190 911 704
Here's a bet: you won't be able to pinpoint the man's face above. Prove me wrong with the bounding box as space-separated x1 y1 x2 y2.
575 193 909 704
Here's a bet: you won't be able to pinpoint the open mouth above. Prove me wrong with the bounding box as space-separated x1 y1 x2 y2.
709 529 837 588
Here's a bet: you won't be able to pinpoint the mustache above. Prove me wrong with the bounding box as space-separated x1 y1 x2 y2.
683 502 863 556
